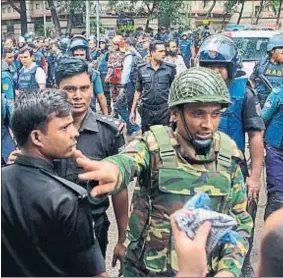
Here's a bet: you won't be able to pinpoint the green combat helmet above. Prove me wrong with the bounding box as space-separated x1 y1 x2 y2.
168 67 231 152
168 67 231 108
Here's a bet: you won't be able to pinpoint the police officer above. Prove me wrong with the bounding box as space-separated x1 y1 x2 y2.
262 85 283 219
88 35 97 61
179 31 195 68
199 34 265 276
2 47 17 86
2 90 106 276
16 46 46 94
130 40 176 133
74 67 252 277
117 36 141 136
68 35 108 115
54 57 128 260
1 59 16 165
93 36 111 114
250 33 283 108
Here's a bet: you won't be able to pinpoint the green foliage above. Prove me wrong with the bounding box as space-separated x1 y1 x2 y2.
108 0 185 25
116 24 136 35
90 19 106 35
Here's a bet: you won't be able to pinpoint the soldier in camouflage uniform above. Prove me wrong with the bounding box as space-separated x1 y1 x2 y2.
75 67 253 277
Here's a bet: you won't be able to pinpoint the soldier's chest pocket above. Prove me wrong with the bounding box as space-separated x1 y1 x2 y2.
158 76 169 90
158 167 232 213
142 76 152 90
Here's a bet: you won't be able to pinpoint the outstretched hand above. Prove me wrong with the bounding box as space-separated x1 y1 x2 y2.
73 150 120 198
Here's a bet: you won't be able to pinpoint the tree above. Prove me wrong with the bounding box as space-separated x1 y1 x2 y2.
277 0 283 24
256 0 265 24
7 0 27 35
108 0 184 31
46 0 62 36
204 0 217 19
237 0 245 24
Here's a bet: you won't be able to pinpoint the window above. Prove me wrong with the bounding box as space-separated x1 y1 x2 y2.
3 7 6 14
72 14 84 27
36 3 41 10
7 21 14 33
8 7 12 13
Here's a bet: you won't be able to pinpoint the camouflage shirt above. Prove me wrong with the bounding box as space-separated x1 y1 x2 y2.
102 127 252 276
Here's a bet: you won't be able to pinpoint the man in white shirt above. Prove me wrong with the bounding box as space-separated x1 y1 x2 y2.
16 47 46 95
165 40 187 75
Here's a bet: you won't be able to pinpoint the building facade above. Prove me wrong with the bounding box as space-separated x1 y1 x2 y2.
1 0 282 37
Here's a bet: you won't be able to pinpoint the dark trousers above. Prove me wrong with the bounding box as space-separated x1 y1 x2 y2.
264 145 283 219
265 192 283 220
139 103 170 133
93 213 110 258
101 73 111 115
116 82 140 135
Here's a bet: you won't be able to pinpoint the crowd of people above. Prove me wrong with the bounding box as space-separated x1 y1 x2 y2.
1 24 283 277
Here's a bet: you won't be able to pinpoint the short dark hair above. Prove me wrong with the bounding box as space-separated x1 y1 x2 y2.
11 89 72 148
19 46 33 56
55 57 90 85
149 40 165 55
3 47 13 57
126 36 137 47
259 224 283 276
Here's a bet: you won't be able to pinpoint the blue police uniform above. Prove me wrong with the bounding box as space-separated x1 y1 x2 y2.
218 78 247 152
1 66 16 164
17 65 39 91
33 51 44 67
262 85 283 219
250 57 283 107
179 39 192 68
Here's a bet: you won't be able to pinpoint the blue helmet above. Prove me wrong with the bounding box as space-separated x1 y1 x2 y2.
58 37 70 53
68 35 90 60
199 34 240 79
267 33 283 52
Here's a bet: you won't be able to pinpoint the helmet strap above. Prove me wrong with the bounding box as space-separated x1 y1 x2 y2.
180 105 213 155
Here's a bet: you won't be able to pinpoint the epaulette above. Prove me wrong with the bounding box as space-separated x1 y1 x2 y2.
40 169 87 198
163 61 176 68
137 62 147 69
95 113 123 132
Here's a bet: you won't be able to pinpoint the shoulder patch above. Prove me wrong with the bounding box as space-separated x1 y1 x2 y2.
40 169 87 198
137 62 147 69
2 83 9 91
95 113 122 131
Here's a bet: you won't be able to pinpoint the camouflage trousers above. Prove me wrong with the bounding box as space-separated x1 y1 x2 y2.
123 249 174 277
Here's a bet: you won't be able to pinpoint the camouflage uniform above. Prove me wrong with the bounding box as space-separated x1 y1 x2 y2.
91 68 253 277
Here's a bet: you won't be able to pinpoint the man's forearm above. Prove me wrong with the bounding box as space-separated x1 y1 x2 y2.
131 91 141 113
248 131 264 181
112 188 128 243
97 93 108 115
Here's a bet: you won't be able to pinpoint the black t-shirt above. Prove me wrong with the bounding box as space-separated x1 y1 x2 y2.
53 109 125 219
242 86 265 132
1 155 105 277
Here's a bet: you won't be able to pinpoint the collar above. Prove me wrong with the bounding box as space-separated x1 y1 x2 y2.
79 109 99 133
146 61 166 70
175 133 216 163
15 155 54 172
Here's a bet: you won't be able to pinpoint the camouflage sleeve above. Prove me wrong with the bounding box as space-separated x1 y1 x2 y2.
215 163 253 277
104 137 150 192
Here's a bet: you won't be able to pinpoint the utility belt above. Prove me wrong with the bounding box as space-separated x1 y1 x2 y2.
141 102 168 111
